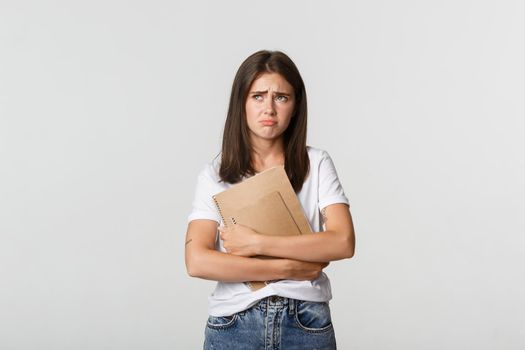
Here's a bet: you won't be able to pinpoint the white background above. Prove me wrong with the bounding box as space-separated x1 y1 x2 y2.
1 1 524 349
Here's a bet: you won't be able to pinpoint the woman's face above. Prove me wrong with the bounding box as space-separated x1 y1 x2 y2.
245 72 295 145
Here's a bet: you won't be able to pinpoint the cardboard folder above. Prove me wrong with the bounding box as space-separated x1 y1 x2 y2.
212 165 312 291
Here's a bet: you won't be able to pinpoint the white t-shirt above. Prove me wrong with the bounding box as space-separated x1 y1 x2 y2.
187 146 350 316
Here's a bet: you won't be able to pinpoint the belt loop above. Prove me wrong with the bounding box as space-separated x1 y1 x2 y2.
288 298 295 315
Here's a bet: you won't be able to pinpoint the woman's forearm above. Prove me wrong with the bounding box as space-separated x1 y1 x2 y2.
219 204 355 263
256 230 354 263
186 247 327 282
185 219 332 282
187 248 284 282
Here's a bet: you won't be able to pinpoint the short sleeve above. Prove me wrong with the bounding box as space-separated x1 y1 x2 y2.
318 151 350 210
187 165 222 224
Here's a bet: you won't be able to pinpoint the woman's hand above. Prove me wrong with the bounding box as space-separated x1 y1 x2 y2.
281 259 329 281
219 223 262 257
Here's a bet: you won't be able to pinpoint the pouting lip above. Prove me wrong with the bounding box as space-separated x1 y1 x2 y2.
260 119 277 124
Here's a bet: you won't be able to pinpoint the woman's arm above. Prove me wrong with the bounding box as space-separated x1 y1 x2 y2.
219 203 355 263
185 219 328 282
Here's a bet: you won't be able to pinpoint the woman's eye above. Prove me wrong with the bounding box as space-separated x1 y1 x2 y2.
253 95 263 101
275 95 288 102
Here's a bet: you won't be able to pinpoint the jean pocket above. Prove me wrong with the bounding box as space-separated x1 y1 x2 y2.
294 301 333 333
206 314 238 330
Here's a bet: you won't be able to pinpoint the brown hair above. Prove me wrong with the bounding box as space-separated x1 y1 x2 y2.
218 50 309 192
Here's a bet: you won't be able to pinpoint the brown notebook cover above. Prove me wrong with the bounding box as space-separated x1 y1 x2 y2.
233 191 302 236
212 165 312 291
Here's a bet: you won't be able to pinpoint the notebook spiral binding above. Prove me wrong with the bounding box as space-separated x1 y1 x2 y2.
213 195 253 288
211 195 226 226
212 195 238 227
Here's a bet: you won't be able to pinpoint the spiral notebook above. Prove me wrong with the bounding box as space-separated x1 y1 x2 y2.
212 165 312 291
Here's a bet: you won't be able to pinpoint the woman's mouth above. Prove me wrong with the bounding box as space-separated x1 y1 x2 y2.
260 120 277 126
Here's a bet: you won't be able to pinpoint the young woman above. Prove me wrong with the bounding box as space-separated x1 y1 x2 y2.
185 50 355 349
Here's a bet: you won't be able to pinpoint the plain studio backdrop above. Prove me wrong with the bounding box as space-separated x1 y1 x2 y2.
1 1 524 349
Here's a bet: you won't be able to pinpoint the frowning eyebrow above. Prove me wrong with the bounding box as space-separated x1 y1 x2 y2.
249 90 292 96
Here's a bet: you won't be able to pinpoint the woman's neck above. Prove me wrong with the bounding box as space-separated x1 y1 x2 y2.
251 139 285 172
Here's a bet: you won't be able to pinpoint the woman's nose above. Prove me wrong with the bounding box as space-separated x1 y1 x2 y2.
264 98 276 115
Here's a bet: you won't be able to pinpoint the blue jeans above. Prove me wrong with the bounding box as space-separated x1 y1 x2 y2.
204 296 336 349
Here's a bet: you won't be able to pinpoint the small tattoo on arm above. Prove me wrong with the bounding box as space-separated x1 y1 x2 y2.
321 208 328 223
185 239 193 246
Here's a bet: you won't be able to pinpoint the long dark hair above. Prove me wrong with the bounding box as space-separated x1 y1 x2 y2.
218 50 309 192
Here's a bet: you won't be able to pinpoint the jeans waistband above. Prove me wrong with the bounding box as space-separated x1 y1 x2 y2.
252 296 296 315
